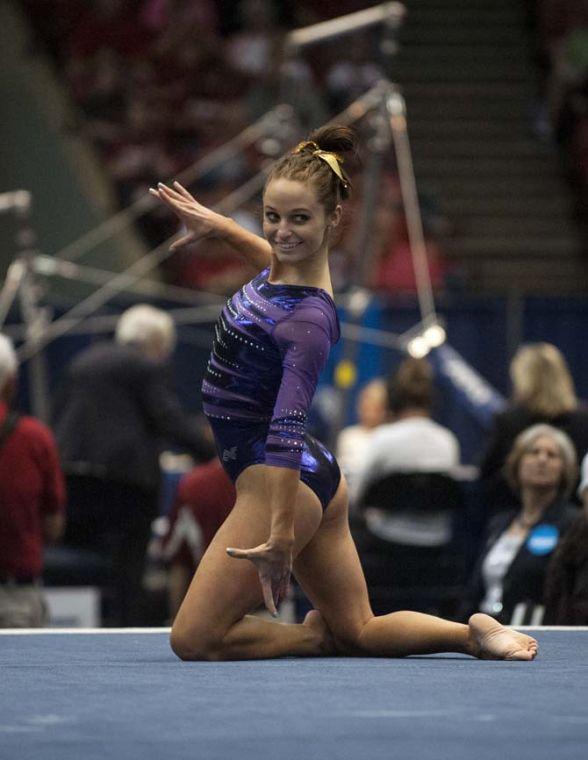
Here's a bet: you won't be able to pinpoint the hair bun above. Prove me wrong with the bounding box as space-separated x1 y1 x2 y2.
307 125 358 158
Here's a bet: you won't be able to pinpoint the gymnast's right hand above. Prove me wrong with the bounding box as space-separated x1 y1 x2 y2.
149 181 228 251
226 539 293 618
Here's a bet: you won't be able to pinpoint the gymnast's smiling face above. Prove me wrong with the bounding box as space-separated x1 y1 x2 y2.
262 178 341 265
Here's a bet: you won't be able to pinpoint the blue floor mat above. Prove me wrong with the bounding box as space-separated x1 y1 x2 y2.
1 629 586 760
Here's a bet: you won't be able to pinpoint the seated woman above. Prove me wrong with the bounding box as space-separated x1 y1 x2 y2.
478 342 588 516
460 424 578 626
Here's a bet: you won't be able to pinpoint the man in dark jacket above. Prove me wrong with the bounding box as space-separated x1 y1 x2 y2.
54 305 213 625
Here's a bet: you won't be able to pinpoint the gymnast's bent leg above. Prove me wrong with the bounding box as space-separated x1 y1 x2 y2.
170 464 331 661
293 476 538 661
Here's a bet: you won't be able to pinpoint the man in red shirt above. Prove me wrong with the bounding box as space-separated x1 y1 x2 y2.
0 334 65 627
162 457 235 620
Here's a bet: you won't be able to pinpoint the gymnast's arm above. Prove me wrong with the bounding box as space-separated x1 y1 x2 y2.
226 464 297 617
149 181 271 271
227 314 334 614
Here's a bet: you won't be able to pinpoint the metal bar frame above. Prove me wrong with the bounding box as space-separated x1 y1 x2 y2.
6 3 447 430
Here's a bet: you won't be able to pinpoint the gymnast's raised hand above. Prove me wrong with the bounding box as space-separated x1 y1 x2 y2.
149 181 226 250
149 181 271 268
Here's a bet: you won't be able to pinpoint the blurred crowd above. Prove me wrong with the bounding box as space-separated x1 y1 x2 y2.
2 318 587 629
2 1 587 629
19 0 453 295
14 1 587 290
335 343 588 626
526 0 588 232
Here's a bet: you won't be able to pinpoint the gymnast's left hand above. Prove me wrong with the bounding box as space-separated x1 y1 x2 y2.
148 181 228 250
226 539 293 617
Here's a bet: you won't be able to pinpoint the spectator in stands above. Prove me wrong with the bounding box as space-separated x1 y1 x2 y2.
348 357 462 612
68 0 154 60
237 2 328 134
225 0 281 84
162 455 236 620
325 33 384 113
544 451 588 625
479 342 588 515
0 335 65 628
140 0 219 40
530 1 588 229
460 424 577 626
54 304 214 626
539 0 588 129
352 356 460 507
336 378 388 498
373 212 450 296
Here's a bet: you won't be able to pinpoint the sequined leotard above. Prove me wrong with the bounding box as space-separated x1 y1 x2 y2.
202 267 341 509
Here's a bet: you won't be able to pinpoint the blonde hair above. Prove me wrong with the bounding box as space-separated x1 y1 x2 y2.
357 378 388 428
0 334 17 393
504 423 578 500
510 343 577 417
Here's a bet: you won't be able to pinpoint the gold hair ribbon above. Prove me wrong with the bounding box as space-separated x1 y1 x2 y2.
314 150 347 187
293 140 319 153
292 141 348 187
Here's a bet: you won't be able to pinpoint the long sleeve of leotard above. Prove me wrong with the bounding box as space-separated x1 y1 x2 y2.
264 308 332 469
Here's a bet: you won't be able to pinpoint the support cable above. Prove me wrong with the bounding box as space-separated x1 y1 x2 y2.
386 87 437 325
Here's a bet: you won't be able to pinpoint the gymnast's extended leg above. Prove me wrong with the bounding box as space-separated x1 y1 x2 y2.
170 466 537 662
293 477 538 661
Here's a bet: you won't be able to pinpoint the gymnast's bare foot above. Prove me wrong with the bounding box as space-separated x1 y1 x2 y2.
468 613 538 661
303 609 336 655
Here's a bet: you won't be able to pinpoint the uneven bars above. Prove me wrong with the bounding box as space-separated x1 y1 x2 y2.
15 84 389 361
6 303 408 352
47 79 380 292
285 2 404 51
55 107 289 264
52 7 406 265
4 305 222 343
33 255 225 306
15 235 178 362
34 86 379 307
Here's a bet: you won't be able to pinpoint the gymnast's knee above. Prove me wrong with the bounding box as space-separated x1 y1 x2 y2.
331 622 370 656
170 622 225 662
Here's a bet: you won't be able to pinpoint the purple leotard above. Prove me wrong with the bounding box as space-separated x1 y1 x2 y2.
202 267 341 509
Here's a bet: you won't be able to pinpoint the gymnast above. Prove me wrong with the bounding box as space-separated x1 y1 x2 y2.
150 125 538 662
